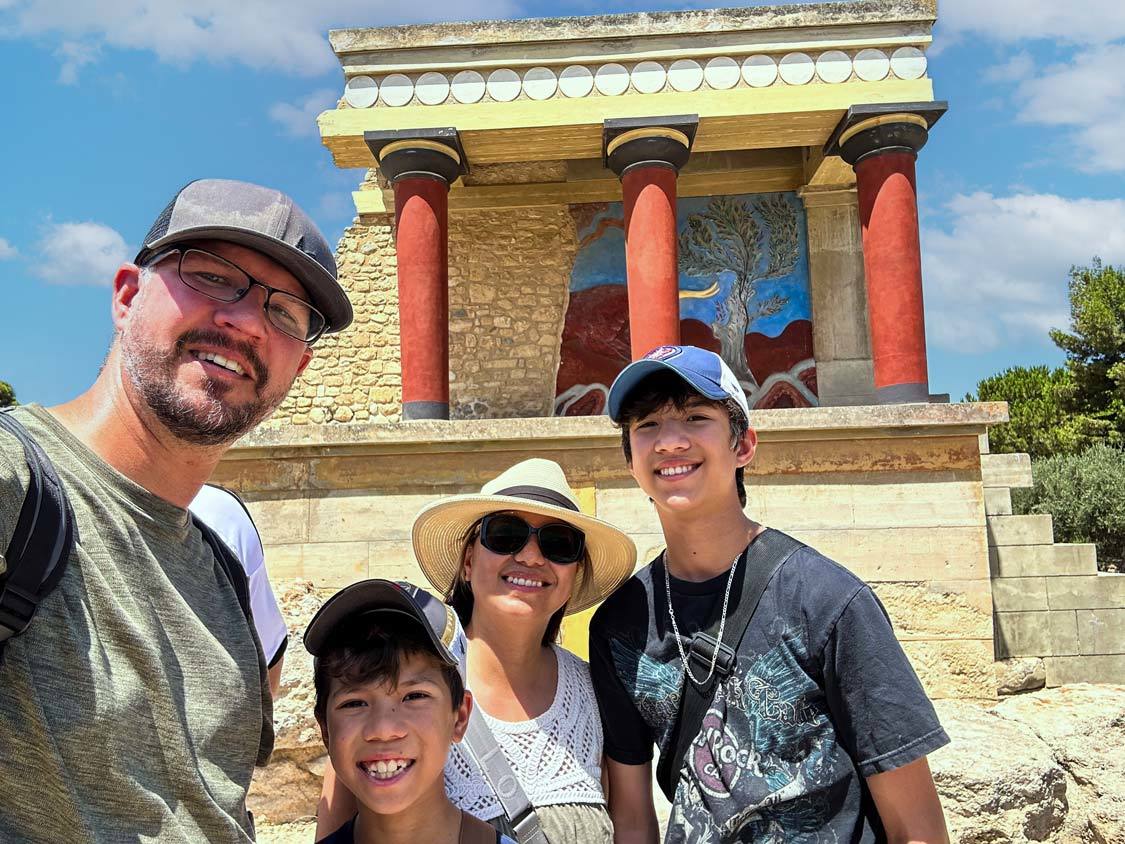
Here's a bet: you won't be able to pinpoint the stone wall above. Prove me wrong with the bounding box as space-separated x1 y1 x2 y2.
217 403 1006 702
448 206 576 419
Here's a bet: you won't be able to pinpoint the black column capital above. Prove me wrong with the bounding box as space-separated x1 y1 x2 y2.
365 127 468 186
825 102 948 167
603 115 698 179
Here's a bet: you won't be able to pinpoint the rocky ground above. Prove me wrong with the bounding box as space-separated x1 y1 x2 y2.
255 583 1125 843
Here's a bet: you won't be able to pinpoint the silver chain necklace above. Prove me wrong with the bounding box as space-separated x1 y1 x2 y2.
663 549 740 688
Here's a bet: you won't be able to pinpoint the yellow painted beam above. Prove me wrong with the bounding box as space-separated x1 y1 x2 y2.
319 78 934 168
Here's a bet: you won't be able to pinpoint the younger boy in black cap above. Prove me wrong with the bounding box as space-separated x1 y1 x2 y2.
589 345 950 843
307 579 515 844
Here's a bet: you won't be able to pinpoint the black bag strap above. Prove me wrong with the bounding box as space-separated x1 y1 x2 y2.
655 529 804 800
194 517 252 622
0 410 78 659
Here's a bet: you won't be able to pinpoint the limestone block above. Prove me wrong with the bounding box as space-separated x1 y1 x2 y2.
368 541 427 585
990 544 1098 578
813 359 875 402
307 492 448 542
209 458 309 494
981 453 1033 489
244 497 310 546
930 699 1068 840
1077 607 1125 654
985 487 1013 516
900 639 995 699
789 526 990 582
1044 654 1125 686
1049 610 1079 656
978 432 990 455
994 657 1046 695
994 612 1052 659
872 580 993 641
991 577 1049 612
987 514 1054 547
262 542 369 587
1046 573 1125 610
596 485 662 535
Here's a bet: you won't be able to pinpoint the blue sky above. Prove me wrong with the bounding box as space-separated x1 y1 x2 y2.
2 0 1123 406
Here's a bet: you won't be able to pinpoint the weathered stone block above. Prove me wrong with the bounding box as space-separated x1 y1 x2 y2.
307 492 451 542
984 487 1013 516
244 497 310 546
1047 573 1125 610
1077 607 1125 654
994 611 1051 659
991 576 1049 612
1049 610 1079 656
788 526 989 582
981 452 1033 488
994 657 1046 695
987 514 1054 547
263 542 368 586
1044 653 1125 685
872 579 992 640
990 544 1097 578
900 639 995 700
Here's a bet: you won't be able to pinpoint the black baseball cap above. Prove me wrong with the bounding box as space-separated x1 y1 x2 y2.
304 579 463 668
134 178 353 334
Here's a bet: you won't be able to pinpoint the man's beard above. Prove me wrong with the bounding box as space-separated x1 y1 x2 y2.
122 325 288 446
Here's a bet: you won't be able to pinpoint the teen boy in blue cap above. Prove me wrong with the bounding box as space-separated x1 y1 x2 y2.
589 345 950 843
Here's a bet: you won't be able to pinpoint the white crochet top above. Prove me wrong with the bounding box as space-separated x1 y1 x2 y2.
445 645 606 820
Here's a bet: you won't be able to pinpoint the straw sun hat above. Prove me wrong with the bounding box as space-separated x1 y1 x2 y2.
413 459 638 615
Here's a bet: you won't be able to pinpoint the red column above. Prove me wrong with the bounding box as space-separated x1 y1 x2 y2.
855 152 928 403
622 165 681 360
393 176 449 420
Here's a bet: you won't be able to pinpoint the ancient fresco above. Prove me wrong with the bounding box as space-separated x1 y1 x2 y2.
555 192 817 416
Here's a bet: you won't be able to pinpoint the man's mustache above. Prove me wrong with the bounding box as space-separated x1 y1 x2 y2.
176 328 268 389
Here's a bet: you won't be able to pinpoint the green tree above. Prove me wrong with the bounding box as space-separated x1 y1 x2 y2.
1050 258 1125 445
0 381 15 408
965 365 1095 458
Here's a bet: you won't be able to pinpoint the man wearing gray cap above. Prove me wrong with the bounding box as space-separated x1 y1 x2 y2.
0 179 351 842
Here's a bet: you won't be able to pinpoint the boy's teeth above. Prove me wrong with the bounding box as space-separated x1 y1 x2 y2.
364 759 410 779
659 465 694 476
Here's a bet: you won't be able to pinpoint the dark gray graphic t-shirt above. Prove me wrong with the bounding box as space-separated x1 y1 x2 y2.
589 530 949 843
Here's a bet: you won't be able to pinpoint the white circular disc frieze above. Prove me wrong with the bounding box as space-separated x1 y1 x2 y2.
702 57 739 90
415 71 450 105
668 59 703 91
853 48 890 82
486 68 522 102
631 60 667 94
816 50 852 84
891 46 928 80
559 65 594 98
343 75 378 108
522 66 558 100
595 63 630 96
379 73 414 107
741 54 778 88
778 52 815 85
451 70 486 103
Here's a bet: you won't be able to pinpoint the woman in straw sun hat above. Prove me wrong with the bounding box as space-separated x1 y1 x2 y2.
316 458 636 843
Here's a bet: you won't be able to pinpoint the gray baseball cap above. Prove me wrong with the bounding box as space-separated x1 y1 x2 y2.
134 179 353 334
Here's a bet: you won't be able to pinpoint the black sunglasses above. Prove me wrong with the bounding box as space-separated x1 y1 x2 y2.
479 514 586 565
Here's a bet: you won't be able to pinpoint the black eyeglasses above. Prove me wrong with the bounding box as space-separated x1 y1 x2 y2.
149 247 327 343
479 514 586 565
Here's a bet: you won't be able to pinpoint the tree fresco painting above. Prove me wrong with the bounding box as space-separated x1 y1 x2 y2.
555 192 817 416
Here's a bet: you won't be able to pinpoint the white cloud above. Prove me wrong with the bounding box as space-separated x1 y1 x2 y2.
983 51 1033 84
939 0 1125 44
33 221 129 286
0 0 521 78
1007 44 1125 173
922 192 1125 353
55 39 99 84
0 238 16 259
269 88 338 138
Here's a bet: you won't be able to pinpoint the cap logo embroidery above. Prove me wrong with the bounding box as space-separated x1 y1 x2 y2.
645 345 681 361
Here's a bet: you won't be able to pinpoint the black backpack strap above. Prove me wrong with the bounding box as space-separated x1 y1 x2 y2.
192 516 251 621
0 410 78 659
655 529 804 800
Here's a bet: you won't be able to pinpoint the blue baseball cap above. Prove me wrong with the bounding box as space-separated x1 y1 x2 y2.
606 345 751 423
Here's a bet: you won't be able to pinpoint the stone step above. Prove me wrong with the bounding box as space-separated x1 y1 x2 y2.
981 453 1033 489
990 543 1099 578
986 514 1054 547
984 487 1012 516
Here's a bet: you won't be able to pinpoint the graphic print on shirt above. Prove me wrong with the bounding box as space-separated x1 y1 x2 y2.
666 625 849 843
609 633 683 745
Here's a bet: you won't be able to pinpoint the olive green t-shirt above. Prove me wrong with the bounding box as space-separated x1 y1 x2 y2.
0 405 274 843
